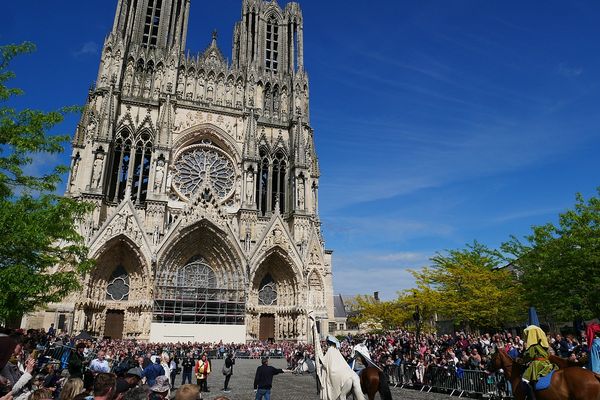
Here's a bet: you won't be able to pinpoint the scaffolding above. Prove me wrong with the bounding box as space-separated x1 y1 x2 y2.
153 257 246 325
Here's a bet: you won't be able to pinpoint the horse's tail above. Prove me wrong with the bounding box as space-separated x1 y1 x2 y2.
378 369 393 400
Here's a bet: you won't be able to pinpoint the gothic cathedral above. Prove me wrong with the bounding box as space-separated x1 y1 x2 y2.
25 0 334 342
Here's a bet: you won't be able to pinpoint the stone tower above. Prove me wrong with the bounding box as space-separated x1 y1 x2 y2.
25 0 334 342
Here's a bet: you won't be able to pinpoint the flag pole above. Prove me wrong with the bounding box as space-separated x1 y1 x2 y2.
310 311 322 398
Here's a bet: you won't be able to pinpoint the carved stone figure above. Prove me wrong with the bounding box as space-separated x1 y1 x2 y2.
154 159 165 192
245 170 254 204
91 153 104 188
296 177 305 209
70 155 80 188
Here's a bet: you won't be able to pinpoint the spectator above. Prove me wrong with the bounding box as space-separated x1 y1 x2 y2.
194 355 210 393
222 352 235 392
173 385 198 400
68 345 86 379
92 374 116 400
123 387 148 400
89 352 110 374
58 379 85 400
121 369 142 390
180 354 194 386
28 388 53 400
149 376 169 400
143 359 164 388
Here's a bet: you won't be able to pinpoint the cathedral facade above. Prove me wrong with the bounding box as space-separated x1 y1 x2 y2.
24 0 334 342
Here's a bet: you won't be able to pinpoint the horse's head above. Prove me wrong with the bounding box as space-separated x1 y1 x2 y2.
489 346 513 376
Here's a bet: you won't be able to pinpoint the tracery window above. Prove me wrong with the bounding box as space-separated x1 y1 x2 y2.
109 130 133 202
258 274 277 306
271 151 286 214
256 149 269 215
143 0 162 47
265 17 279 72
256 149 287 216
106 266 130 301
131 131 153 204
172 141 236 201
176 257 217 290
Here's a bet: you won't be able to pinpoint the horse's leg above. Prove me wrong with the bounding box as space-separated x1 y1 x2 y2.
351 374 367 400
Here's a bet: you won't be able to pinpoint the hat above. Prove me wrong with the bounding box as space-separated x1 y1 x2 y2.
116 379 130 395
126 367 143 379
326 336 340 348
150 376 170 393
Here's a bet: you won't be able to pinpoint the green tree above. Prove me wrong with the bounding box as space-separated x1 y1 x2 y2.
409 242 525 331
350 295 409 331
0 43 93 325
502 190 600 324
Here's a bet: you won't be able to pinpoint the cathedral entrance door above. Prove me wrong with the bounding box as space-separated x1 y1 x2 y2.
104 310 124 339
259 314 275 341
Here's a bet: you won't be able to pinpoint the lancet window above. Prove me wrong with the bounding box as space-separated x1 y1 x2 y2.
265 17 279 72
256 148 288 216
271 151 286 214
131 131 153 204
108 130 133 202
143 0 163 47
257 149 270 215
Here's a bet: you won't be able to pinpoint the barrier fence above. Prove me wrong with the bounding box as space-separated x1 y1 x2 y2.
384 364 512 399
43 345 510 398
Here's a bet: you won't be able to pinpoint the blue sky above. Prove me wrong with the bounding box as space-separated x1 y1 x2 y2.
3 1 600 299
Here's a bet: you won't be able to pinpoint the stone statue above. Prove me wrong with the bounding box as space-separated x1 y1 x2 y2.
281 91 289 114
154 159 165 192
91 154 104 188
245 170 254 204
296 178 305 209
70 156 80 188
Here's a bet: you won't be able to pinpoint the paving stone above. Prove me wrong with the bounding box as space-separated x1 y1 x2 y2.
171 358 450 400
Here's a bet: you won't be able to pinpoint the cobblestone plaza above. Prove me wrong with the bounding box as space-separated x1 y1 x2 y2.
185 358 449 400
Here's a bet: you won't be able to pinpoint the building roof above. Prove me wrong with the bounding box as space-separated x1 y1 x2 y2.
333 294 347 318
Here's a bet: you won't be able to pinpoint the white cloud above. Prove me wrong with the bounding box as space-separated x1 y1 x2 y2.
74 41 99 57
373 252 429 262
557 63 583 78
332 251 432 300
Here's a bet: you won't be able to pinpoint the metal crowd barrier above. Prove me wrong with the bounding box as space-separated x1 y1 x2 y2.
384 364 511 398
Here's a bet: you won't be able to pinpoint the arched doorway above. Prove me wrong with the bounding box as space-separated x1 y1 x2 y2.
249 252 304 341
75 237 151 339
154 221 246 342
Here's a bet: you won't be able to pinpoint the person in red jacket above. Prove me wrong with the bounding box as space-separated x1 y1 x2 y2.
194 354 211 393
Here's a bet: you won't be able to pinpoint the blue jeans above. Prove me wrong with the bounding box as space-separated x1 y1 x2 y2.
181 371 192 385
255 388 271 400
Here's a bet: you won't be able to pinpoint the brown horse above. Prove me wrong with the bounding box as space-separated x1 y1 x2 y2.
490 348 600 400
359 366 393 400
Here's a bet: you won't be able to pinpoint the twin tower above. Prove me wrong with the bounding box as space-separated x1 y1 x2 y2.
23 0 335 342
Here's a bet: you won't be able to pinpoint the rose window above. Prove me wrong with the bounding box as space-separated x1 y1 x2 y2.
258 275 277 306
106 266 130 301
172 143 236 201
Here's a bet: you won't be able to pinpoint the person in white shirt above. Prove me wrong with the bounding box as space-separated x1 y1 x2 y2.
89 351 110 374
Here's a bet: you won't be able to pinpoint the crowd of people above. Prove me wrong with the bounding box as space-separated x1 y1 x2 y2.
1 323 599 400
